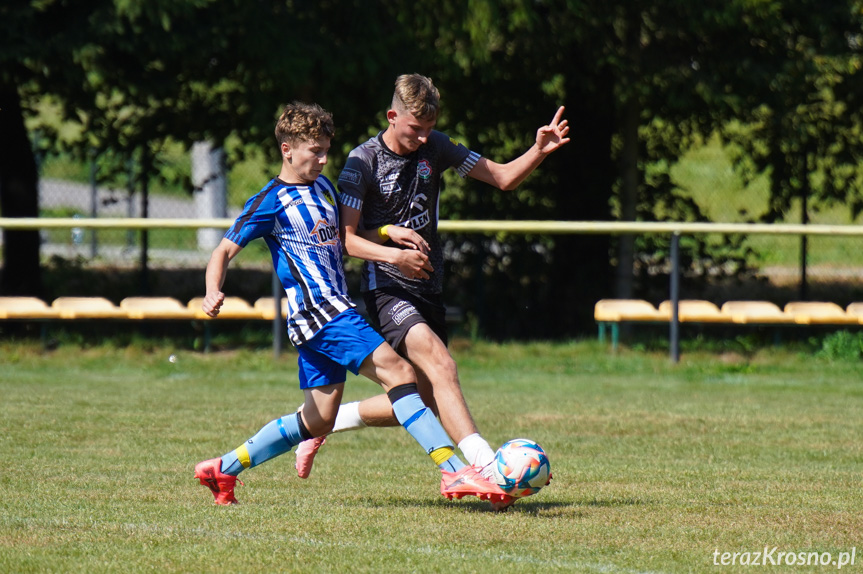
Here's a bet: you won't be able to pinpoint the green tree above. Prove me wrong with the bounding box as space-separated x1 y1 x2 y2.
1 0 419 295
718 1 863 221
0 0 104 295
382 0 616 336
395 0 863 336
5 0 863 337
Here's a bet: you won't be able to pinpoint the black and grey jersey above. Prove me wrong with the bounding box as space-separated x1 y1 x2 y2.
337 130 480 295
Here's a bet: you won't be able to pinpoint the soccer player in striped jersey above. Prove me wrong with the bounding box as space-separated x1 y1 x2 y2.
194 101 508 506
293 74 568 509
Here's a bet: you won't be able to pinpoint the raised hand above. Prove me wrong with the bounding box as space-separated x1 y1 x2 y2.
535 106 570 154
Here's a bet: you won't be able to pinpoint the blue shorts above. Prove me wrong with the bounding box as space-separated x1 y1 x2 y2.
296 309 385 389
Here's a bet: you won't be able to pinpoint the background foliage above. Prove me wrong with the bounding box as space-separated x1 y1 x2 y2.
3 0 863 337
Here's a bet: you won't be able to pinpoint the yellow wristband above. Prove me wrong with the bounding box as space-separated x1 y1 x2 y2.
378 225 392 241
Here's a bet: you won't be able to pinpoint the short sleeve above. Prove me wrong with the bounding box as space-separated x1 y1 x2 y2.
223 188 278 247
432 131 481 178
336 155 370 212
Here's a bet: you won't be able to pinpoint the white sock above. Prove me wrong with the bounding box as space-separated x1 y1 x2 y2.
331 401 366 433
458 433 496 468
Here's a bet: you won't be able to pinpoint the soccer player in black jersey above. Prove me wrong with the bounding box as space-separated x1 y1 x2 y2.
294 74 569 509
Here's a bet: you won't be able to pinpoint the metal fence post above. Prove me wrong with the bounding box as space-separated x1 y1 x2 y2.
89 153 98 259
670 232 680 364
139 148 150 296
272 270 283 359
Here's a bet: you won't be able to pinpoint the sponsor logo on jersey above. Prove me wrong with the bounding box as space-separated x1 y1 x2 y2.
311 219 339 245
286 198 304 208
339 168 362 185
403 210 430 230
381 173 401 194
417 159 432 180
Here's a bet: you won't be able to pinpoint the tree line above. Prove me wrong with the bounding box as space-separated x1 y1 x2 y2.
2 0 862 337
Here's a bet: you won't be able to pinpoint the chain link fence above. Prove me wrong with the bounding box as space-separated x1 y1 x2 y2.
36 142 261 270
25 145 274 305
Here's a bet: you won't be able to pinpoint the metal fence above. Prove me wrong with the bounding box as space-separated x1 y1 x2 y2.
9 145 863 308
38 176 240 269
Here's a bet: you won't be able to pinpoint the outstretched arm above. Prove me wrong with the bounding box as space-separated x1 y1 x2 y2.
467 105 570 190
202 238 244 317
339 204 433 280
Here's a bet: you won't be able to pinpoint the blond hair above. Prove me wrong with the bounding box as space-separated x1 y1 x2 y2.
275 102 335 145
391 74 440 121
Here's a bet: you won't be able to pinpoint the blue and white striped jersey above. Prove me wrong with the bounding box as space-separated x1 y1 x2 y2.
224 175 354 346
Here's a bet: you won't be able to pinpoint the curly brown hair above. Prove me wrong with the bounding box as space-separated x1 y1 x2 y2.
391 74 440 121
275 102 335 145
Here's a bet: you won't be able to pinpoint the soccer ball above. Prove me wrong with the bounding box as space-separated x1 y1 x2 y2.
491 438 551 498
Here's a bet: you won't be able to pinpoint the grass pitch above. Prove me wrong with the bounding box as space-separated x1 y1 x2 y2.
0 339 860 573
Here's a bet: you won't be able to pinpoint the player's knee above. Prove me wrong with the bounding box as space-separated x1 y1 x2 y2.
391 358 416 386
315 420 335 436
442 358 459 381
372 351 417 390
304 419 334 437
299 408 336 437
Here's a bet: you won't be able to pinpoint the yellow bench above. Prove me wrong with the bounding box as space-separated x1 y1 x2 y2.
0 297 60 320
0 295 274 351
595 299 863 350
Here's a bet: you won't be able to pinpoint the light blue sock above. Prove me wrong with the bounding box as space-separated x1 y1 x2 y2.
389 388 466 473
220 414 305 476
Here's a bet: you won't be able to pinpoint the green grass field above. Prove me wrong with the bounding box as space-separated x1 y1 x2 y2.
1 339 860 573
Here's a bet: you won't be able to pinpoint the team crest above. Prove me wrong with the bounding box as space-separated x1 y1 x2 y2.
320 187 336 206
311 219 339 245
417 159 432 180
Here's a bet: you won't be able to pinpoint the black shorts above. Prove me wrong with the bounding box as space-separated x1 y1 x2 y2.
363 286 449 352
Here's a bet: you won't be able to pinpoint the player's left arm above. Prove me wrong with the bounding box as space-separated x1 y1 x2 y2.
339 204 433 279
467 106 570 190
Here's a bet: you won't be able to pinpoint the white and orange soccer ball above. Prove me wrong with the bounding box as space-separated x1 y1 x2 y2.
490 438 551 498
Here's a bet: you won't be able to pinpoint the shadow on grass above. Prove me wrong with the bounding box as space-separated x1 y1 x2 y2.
380 495 587 515
447 496 650 515
583 496 649 507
